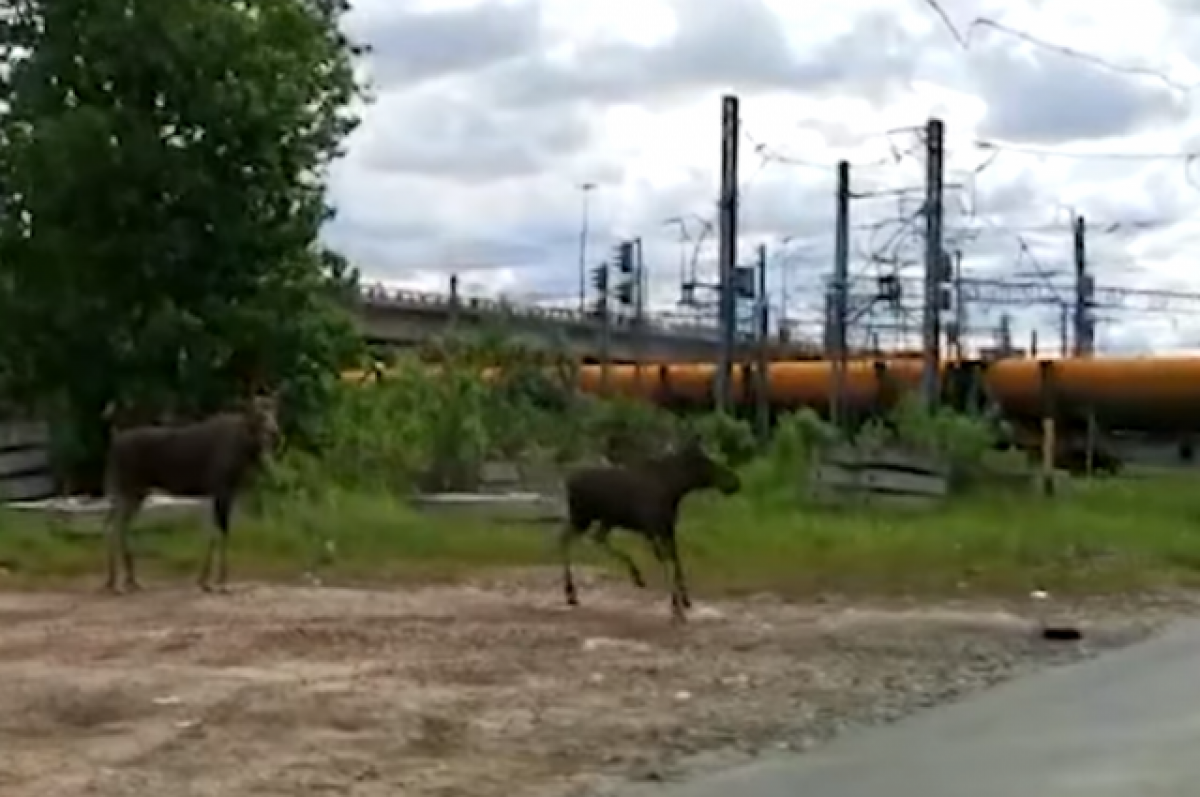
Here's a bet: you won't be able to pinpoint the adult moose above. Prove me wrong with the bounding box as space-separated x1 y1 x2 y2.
559 435 740 623
101 393 281 594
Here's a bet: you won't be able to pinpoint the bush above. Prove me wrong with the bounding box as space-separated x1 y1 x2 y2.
848 393 997 486
888 393 995 467
740 408 838 499
6 336 1199 600
261 335 690 498
690 412 757 467
262 343 1005 507
580 395 681 465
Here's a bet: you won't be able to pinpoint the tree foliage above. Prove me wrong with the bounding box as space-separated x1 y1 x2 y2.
0 0 368 487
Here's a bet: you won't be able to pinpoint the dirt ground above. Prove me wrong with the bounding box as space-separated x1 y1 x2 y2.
0 569 1188 797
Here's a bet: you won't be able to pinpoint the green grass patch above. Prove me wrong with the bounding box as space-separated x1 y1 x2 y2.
3 473 1200 597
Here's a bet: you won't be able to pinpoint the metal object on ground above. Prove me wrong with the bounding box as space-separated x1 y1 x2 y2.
1042 627 1084 641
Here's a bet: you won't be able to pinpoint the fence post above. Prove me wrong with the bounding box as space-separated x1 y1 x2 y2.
1038 360 1057 496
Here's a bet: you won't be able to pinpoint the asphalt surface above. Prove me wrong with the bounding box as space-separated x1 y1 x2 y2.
631 620 1200 797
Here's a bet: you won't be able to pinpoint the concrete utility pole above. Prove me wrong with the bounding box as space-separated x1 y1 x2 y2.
779 247 790 339
755 244 770 442
715 94 740 413
921 118 946 408
634 237 647 324
950 250 965 359
1059 302 1070 357
599 270 612 394
1072 215 1094 357
831 160 851 427
633 237 646 390
448 273 460 326
998 313 1013 357
576 182 595 313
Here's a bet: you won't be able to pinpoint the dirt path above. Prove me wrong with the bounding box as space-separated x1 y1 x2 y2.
0 570 1186 797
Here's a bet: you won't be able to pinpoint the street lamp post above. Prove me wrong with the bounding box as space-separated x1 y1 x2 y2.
577 182 595 313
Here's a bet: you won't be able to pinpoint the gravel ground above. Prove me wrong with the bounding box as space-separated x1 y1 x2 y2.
0 568 1189 797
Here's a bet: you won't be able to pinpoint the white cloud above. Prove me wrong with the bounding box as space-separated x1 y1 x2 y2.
325 0 1200 355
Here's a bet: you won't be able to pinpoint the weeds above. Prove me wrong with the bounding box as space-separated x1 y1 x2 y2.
3 471 1199 597
2 337 1198 598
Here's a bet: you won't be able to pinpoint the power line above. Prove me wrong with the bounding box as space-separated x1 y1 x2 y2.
852 275 1200 314
742 127 922 173
974 139 1200 161
913 2 1200 196
971 139 1200 193
916 1 1197 94
662 92 1200 351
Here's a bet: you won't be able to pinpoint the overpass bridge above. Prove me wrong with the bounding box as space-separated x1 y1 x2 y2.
354 284 819 362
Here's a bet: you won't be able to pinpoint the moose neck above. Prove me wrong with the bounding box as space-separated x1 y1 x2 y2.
653 457 702 508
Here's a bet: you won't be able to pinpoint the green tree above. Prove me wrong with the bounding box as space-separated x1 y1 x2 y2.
0 0 368 488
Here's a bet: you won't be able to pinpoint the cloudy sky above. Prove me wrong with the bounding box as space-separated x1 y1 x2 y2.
324 0 1200 355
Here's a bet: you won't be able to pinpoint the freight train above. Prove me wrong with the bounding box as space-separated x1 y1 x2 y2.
343 356 1200 461
574 356 1200 434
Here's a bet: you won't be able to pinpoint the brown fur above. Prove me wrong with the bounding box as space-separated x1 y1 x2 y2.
559 436 740 623
102 394 281 594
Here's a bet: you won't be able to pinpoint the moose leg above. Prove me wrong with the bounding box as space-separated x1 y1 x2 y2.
663 531 691 610
648 535 685 623
558 521 585 606
591 524 646 588
102 502 121 593
112 497 144 593
199 495 233 594
214 494 234 592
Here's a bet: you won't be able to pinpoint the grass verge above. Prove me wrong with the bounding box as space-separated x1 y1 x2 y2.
2 473 1200 597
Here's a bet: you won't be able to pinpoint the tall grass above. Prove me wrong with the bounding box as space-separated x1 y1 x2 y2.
2 341 1198 598
3 472 1199 597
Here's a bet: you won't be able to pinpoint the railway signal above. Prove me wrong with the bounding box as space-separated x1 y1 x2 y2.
614 280 635 307
589 263 609 318
733 265 756 299
612 240 638 310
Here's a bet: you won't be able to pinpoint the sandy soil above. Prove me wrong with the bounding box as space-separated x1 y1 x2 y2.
0 569 1186 797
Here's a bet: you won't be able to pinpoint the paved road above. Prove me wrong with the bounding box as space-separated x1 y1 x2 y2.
632 621 1200 797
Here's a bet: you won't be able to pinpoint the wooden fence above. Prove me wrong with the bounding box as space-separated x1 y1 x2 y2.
0 420 54 502
410 460 565 523
811 445 951 506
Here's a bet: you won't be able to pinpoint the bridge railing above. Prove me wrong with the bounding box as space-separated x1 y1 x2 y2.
358 283 724 339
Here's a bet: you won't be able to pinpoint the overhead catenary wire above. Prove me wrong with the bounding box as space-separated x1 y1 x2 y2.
617 4 1200 341
973 139 1200 161
659 73 1200 354
916 0 1198 95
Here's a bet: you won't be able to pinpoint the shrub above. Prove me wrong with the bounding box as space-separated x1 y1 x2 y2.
690 412 758 467
259 333 1000 511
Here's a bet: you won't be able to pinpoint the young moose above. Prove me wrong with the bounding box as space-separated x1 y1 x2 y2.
101 394 281 594
559 436 740 622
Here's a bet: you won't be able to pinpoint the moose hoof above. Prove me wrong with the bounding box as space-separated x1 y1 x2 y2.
122 581 143 594
99 582 121 595
199 583 230 595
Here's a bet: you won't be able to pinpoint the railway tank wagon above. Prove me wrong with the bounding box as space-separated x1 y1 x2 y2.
985 357 1200 434
341 355 1200 438
575 356 1200 435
